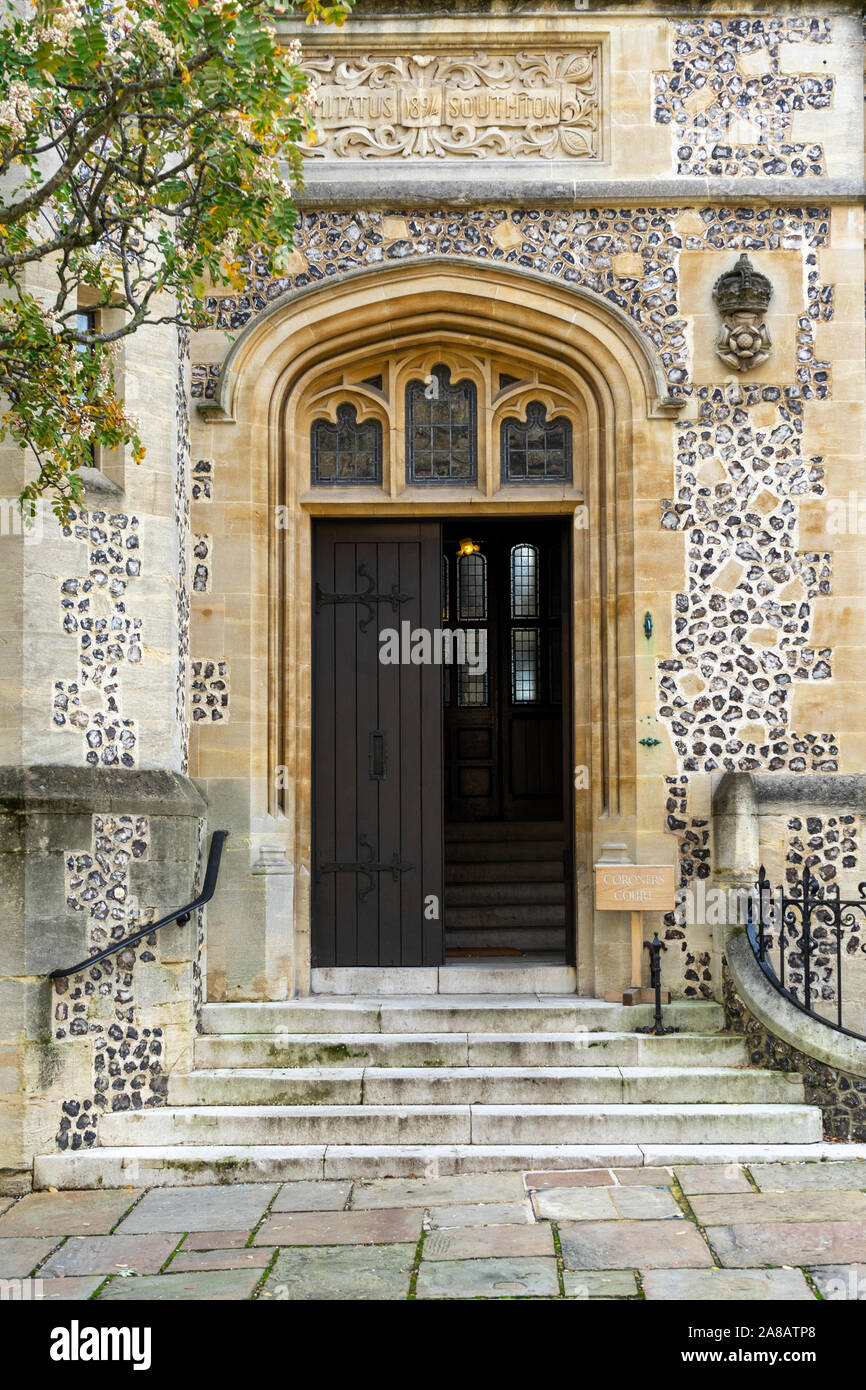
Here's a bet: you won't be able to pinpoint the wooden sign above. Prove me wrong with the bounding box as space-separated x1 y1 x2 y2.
595 864 676 1000
595 864 676 913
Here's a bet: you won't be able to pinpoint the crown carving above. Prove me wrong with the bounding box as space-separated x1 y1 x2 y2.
712 254 773 317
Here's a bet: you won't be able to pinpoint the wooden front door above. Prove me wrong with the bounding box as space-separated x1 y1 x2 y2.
312 521 444 966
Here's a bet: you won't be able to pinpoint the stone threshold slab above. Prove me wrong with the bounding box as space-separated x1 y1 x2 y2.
311 966 577 995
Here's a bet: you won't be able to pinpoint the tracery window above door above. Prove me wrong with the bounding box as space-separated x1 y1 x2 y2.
296 346 583 496
405 364 477 486
501 403 572 484
311 402 382 486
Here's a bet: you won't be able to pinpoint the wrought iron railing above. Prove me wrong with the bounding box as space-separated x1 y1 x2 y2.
50 829 228 980
746 863 866 1044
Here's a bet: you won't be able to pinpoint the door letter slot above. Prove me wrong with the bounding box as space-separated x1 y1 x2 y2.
370 730 387 780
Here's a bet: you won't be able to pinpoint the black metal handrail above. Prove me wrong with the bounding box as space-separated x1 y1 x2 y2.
50 829 228 980
747 863 866 1044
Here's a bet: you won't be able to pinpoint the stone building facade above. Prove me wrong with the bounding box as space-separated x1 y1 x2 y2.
2 1 866 1190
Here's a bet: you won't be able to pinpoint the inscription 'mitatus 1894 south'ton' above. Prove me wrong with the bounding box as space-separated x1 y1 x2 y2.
302 48 601 159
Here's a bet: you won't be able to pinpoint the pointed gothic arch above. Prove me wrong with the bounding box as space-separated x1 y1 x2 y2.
194 257 682 994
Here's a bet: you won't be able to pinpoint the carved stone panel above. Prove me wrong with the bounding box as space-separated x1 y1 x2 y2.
303 48 601 160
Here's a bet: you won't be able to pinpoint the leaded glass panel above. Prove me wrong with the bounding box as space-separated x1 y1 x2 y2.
311 403 382 486
501 401 572 483
457 553 487 621
511 628 540 704
406 364 477 485
510 544 539 619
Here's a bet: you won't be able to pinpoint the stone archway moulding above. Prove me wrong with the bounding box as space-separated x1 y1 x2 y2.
198 255 682 426
192 257 683 995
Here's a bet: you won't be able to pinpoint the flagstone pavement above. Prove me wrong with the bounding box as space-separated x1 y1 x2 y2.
4 1161 866 1300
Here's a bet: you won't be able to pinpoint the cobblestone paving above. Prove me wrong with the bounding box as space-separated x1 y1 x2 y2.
4 1162 866 1300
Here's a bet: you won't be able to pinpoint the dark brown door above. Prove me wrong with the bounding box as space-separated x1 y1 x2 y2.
444 522 565 823
312 521 444 966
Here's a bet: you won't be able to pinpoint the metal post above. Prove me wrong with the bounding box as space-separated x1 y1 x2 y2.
635 932 679 1037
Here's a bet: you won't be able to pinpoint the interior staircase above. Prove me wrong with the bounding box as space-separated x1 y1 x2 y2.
445 821 567 955
34 984 824 1189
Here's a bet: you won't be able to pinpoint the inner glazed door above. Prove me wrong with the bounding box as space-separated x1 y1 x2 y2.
312 521 444 967
443 521 568 824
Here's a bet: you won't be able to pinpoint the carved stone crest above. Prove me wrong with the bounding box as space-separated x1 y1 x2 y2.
303 48 600 160
712 253 774 372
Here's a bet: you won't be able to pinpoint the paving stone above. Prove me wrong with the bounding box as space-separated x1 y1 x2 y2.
261 1245 414 1300
98 1269 262 1300
709 1222 866 1268
37 1276 106 1300
169 1248 272 1273
0 1238 62 1277
642 1268 814 1301
427 1201 534 1229
0 1190 141 1238
41 1233 182 1277
533 1186 682 1222
559 1220 713 1270
254 1207 422 1247
272 1181 352 1212
675 1165 752 1195
182 1230 252 1250
691 1191 866 1227
117 1184 277 1234
352 1173 526 1208
563 1269 639 1299
416 1256 558 1299
750 1162 866 1193
524 1170 613 1189
610 1168 675 1187
807 1264 866 1300
422 1223 553 1261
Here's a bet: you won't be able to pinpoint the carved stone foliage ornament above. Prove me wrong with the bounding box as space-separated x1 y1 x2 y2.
303 48 600 160
712 253 774 372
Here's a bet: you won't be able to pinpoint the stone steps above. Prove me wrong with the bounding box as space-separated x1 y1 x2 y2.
446 903 566 928
445 929 567 950
36 991 827 1188
445 881 566 906
168 1065 804 1107
193 1030 750 1070
96 1102 822 1147
444 821 564 842
35 1142 866 1190
446 860 563 883
445 839 563 862
443 820 566 949
199 997 727 1035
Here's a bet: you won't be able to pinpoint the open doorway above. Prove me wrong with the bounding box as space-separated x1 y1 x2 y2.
442 520 573 963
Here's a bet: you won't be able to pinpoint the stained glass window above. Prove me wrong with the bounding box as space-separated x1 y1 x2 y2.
311 403 382 486
406 364 477 485
501 401 572 483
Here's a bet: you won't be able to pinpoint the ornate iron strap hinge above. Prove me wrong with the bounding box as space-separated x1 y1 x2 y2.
316 834 414 902
315 561 412 633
